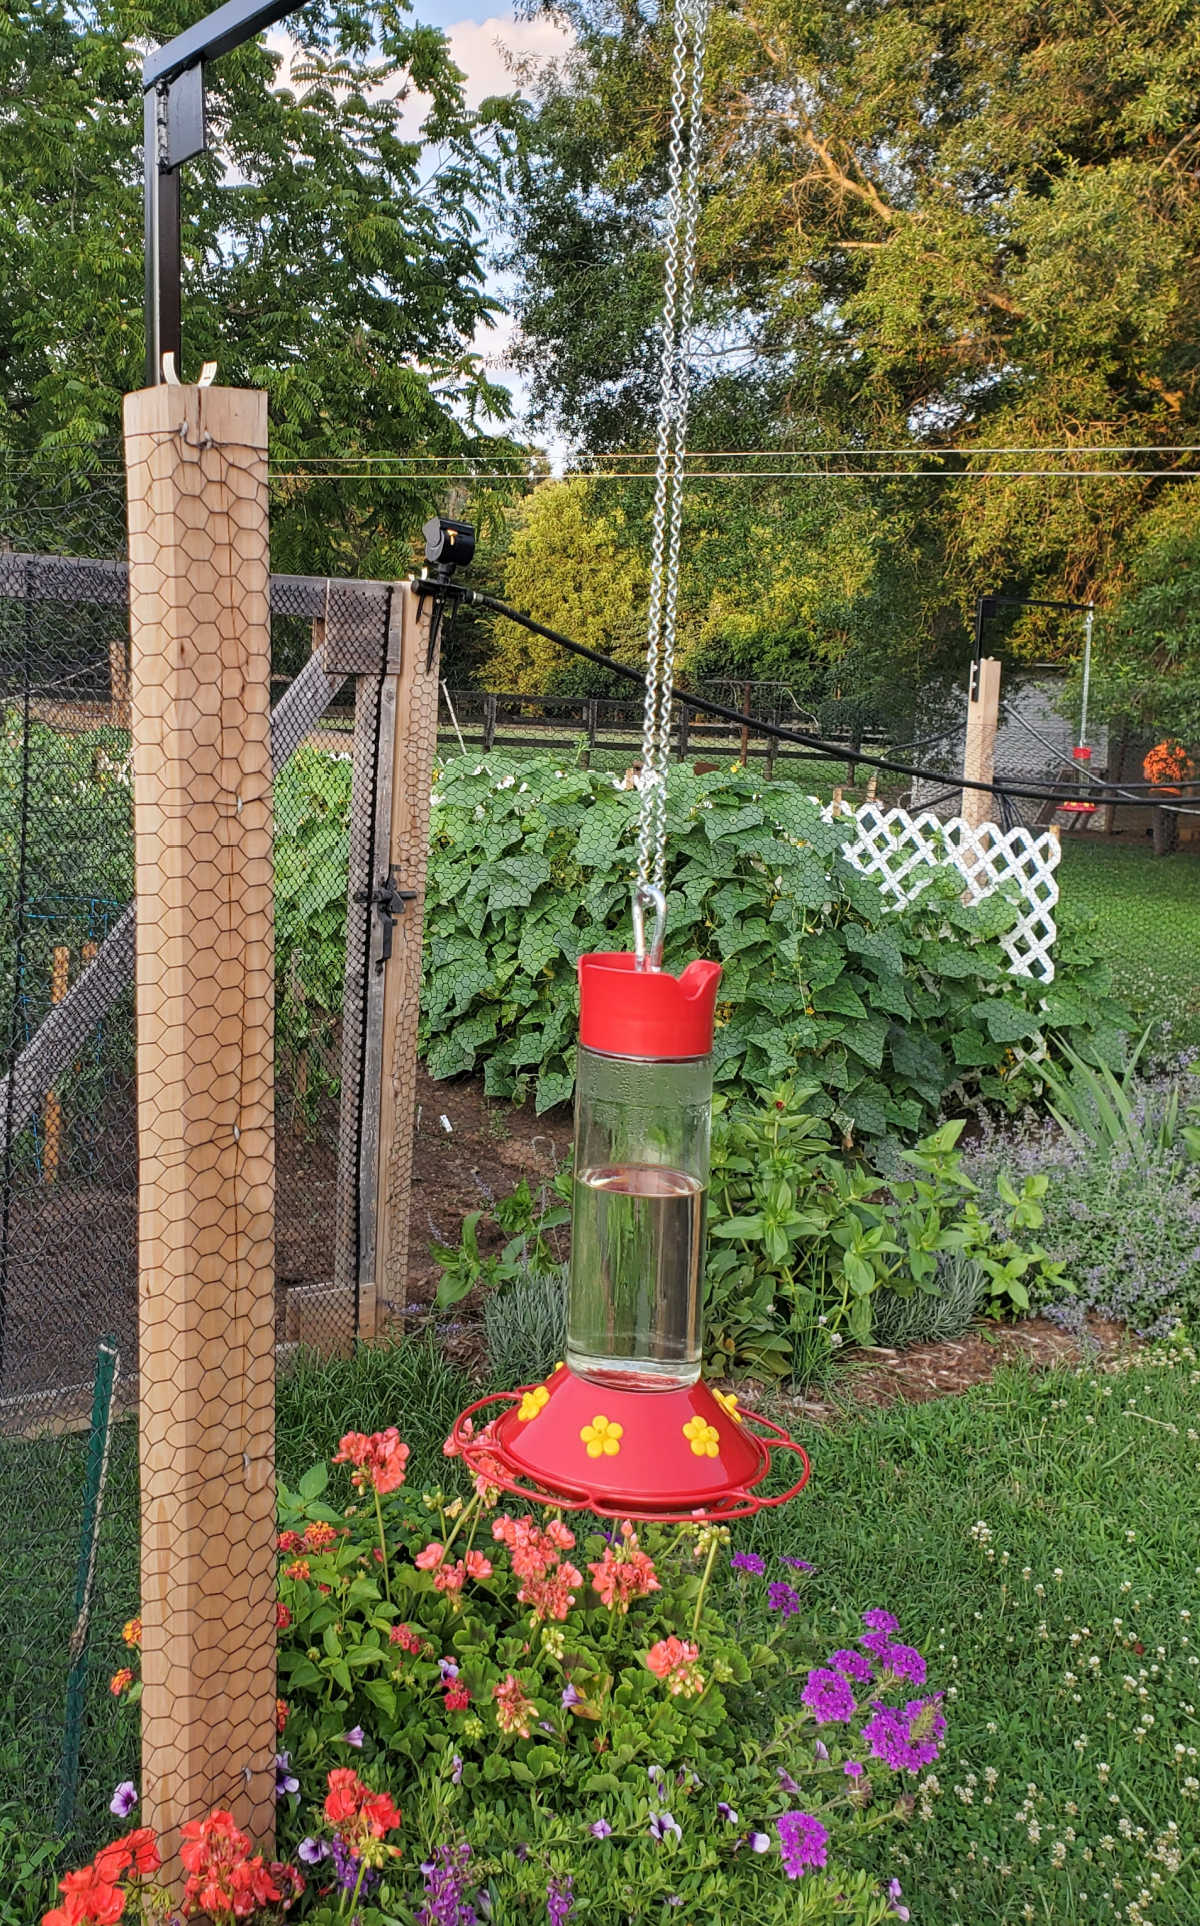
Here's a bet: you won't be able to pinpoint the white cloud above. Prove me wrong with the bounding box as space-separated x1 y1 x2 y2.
444 13 571 110
265 11 570 135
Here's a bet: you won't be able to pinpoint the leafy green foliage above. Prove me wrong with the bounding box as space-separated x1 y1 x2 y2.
502 0 1200 702
422 752 1126 1128
432 1174 569 1308
0 0 520 575
274 749 352 1127
704 1088 1064 1380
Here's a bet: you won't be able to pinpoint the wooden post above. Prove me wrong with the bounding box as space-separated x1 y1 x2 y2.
123 385 276 1872
109 633 131 729
375 586 441 1327
961 656 1001 833
677 701 690 762
764 729 777 780
482 691 498 753
42 946 70 1182
739 681 752 764
583 698 598 769
864 770 878 805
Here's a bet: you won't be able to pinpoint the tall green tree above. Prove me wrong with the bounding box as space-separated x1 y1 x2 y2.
0 0 520 572
501 0 1200 679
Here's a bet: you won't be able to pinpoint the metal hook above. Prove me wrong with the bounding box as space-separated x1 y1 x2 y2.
631 883 666 972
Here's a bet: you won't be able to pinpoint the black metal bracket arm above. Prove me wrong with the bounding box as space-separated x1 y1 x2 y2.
143 0 304 386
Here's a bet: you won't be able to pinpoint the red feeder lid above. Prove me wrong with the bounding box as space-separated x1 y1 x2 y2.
1072 745 1093 762
578 953 722 1059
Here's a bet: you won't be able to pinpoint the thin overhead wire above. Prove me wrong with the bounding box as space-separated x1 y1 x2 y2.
267 466 1200 483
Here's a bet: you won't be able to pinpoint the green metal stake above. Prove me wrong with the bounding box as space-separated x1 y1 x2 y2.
56 1337 120 1842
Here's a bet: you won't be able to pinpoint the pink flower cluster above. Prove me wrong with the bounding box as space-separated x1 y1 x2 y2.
492 1673 536 1738
332 1428 410 1496
415 1543 493 1593
588 1521 661 1614
492 1514 583 1622
645 1636 705 1698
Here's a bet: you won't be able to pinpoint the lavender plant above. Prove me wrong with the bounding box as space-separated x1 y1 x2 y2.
968 1064 1200 1337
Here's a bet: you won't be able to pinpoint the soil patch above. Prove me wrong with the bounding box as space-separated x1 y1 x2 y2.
738 1315 1133 1426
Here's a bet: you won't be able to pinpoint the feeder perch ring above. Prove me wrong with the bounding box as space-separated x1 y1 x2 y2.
448 1380 810 1524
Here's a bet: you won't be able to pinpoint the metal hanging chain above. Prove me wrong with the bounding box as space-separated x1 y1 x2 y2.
634 0 709 969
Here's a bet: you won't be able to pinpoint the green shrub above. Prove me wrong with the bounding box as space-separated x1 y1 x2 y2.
704 1086 1064 1378
426 1087 1063 1387
421 753 1126 1134
482 1263 567 1388
870 1253 987 1350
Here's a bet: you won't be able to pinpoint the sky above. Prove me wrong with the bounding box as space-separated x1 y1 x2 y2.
269 1 574 438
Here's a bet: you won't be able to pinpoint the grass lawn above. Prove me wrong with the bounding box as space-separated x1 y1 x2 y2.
6 1337 1197 1923
1057 837 1200 1047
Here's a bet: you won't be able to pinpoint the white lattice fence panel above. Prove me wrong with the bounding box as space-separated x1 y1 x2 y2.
821 802 1061 982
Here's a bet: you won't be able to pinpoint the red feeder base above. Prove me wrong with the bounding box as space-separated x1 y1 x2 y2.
449 1365 810 1522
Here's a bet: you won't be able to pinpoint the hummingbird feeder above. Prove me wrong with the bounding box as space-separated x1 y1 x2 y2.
449 944 811 1522
450 0 807 1521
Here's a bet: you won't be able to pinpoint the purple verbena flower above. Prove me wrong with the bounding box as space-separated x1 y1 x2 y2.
860 1696 946 1773
780 1557 815 1572
879 1642 926 1686
843 1760 864 1779
776 1811 829 1879
801 1667 856 1724
766 1581 802 1618
546 1874 574 1923
731 1551 765 1575
329 1837 377 1898
860 1629 898 1661
417 1842 477 1926
109 1782 138 1819
830 1648 873 1684
649 1812 682 1843
861 1609 900 1634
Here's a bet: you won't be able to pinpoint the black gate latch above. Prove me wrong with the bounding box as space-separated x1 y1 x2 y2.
373 870 417 965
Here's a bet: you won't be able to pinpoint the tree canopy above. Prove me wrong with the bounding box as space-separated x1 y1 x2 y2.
0 0 520 572
497 0 1200 734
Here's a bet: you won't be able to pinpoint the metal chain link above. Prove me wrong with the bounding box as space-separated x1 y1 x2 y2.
634 0 709 966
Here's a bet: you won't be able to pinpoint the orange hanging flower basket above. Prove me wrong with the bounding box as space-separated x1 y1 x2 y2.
1142 740 1196 794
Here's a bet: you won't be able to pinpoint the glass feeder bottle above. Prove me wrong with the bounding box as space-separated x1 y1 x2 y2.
566 952 722 1393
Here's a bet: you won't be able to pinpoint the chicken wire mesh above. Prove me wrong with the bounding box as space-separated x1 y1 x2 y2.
0 451 390 1867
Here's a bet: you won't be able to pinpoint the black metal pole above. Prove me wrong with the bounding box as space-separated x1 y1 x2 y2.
142 0 303 383
144 87 182 386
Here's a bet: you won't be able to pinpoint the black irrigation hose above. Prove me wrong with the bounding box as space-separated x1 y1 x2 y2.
450 587 1200 816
